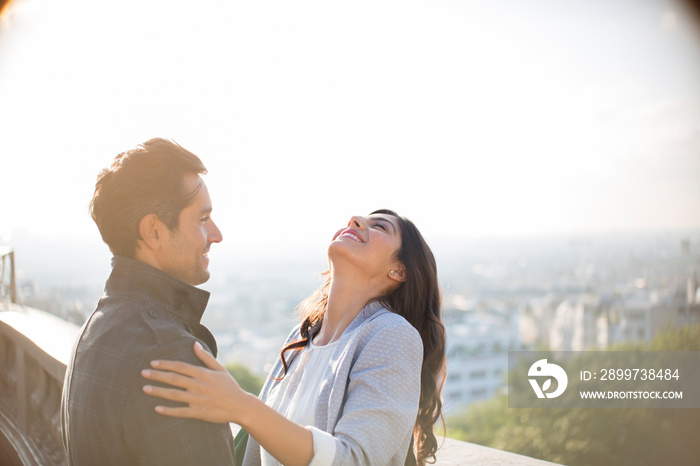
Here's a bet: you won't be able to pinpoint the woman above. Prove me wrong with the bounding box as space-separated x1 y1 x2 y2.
142 209 446 465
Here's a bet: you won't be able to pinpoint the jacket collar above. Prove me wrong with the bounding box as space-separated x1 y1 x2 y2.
105 256 210 325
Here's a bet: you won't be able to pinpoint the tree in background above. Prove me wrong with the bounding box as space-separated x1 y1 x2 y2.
225 363 265 396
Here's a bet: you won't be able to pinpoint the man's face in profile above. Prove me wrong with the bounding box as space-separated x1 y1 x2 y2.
158 173 223 285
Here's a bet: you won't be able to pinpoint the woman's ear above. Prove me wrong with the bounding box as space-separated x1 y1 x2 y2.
388 267 407 283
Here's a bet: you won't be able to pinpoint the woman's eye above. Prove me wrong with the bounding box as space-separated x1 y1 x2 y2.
375 223 386 231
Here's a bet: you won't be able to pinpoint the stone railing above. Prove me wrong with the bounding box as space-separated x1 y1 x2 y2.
0 302 80 466
435 437 559 465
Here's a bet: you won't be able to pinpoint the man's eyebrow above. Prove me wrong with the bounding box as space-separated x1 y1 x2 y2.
199 205 213 215
372 216 397 233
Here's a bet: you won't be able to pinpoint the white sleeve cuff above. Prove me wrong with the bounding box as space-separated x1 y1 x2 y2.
307 426 337 466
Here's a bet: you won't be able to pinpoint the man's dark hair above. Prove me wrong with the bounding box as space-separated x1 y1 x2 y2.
89 138 207 257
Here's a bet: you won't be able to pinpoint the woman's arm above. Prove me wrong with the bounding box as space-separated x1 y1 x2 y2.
142 341 314 466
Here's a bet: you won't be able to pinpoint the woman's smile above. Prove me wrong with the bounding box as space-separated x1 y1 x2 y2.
338 228 365 243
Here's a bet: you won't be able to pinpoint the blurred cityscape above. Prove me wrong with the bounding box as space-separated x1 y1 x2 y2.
4 228 700 417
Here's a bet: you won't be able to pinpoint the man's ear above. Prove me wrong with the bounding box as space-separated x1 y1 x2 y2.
388 267 407 283
137 214 164 251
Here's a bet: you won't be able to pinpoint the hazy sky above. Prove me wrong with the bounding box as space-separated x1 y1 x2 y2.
1 0 699 262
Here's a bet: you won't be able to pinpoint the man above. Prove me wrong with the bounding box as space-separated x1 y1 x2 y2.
61 138 235 465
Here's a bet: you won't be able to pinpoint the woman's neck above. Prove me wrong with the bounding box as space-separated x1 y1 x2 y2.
314 272 377 346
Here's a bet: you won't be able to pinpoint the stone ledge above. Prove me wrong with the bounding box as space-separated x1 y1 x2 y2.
435 437 559 465
0 303 80 368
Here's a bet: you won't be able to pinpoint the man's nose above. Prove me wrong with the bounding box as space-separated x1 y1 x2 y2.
210 221 223 243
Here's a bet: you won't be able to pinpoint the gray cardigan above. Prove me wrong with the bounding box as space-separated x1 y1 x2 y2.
242 301 423 465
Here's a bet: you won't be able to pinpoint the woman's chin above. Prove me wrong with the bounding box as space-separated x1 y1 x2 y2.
327 240 355 262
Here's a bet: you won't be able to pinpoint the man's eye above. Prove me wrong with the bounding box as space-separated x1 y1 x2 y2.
201 216 210 222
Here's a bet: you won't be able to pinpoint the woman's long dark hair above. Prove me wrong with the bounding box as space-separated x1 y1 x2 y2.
277 209 446 465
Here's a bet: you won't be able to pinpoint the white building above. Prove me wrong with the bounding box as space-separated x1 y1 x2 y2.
548 294 602 351
442 297 521 413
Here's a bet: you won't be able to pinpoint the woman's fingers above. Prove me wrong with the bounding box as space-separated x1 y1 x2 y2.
142 380 235 424
149 358 202 378
193 341 226 371
140 342 249 424
152 405 196 419
147 341 223 377
142 384 191 403
141 368 195 390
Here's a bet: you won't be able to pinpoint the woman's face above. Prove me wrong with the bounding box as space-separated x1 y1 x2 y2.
328 213 404 282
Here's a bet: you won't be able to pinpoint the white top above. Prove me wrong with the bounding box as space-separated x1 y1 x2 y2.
261 337 340 466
